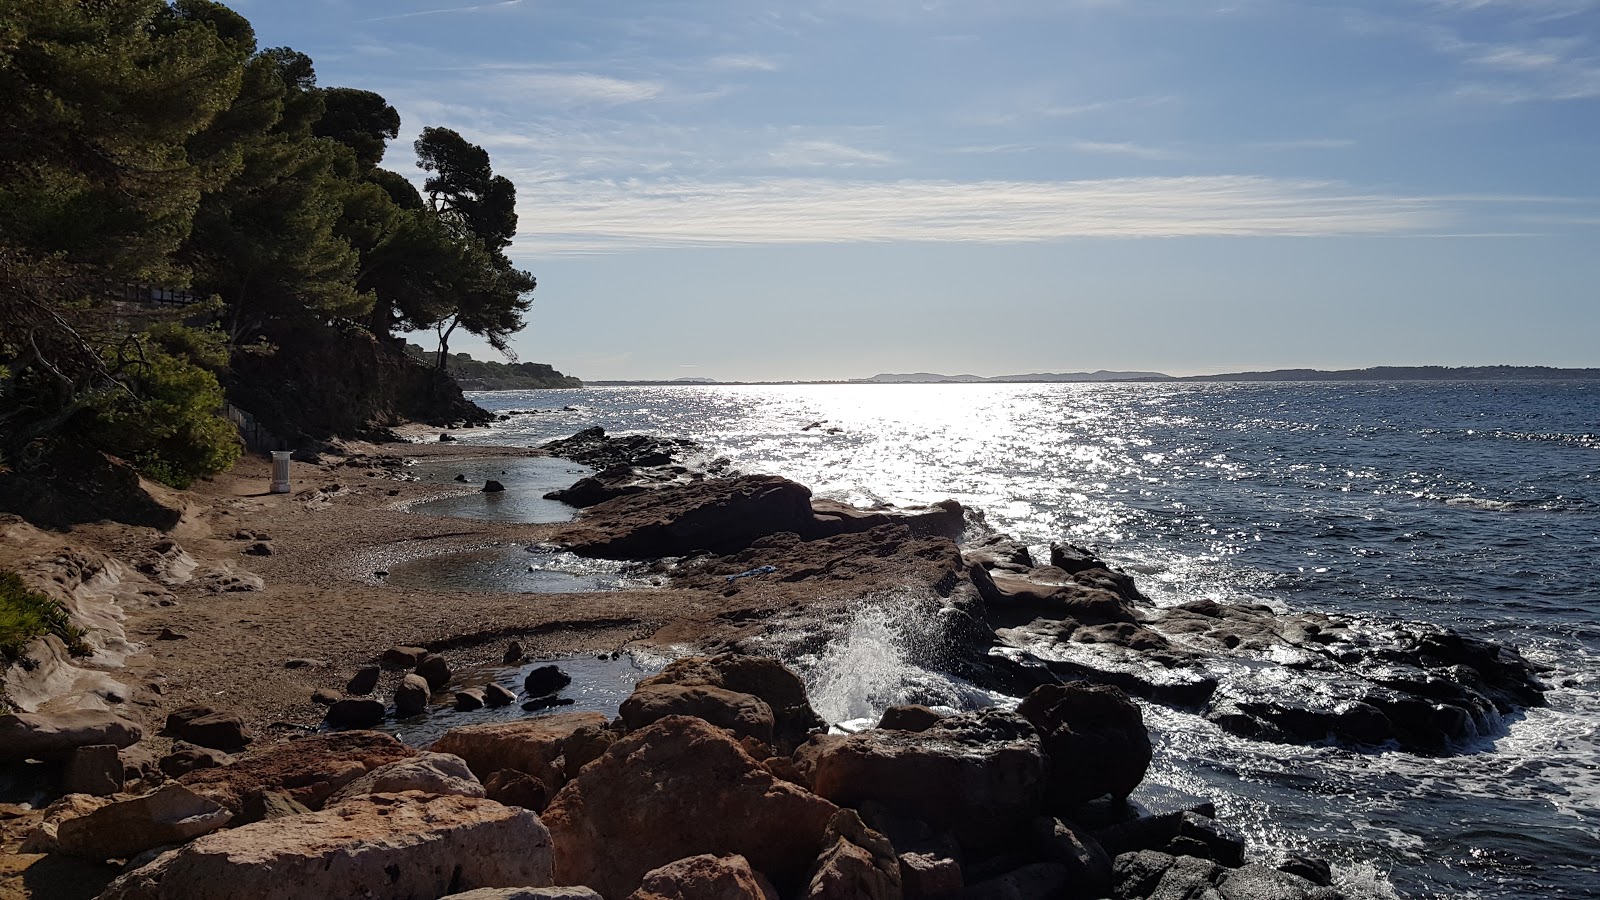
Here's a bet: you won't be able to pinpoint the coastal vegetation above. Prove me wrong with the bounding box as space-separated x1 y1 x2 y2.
403 343 583 390
0 569 86 662
0 0 538 488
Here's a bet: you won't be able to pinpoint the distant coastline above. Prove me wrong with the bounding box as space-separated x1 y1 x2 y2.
584 365 1600 387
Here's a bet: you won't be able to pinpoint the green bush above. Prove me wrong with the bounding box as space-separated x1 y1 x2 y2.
0 569 87 660
85 325 241 488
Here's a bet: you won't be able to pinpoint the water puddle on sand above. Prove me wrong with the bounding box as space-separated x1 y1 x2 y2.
404 456 593 524
382 544 647 594
381 651 669 747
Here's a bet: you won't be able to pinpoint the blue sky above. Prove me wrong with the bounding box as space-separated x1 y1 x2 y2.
236 0 1600 379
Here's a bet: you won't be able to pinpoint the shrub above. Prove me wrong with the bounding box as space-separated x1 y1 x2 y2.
0 569 87 660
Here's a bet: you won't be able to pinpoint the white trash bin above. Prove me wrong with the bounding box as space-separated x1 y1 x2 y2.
270 451 292 494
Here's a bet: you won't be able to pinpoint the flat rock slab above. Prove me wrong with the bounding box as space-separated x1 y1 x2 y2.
429 712 608 789
56 784 231 860
0 711 143 762
98 792 552 900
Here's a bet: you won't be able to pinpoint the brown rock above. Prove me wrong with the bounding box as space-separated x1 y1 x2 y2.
56 783 231 859
877 705 945 733
627 854 780 900
897 853 962 899
311 688 342 706
395 672 430 717
442 890 602 900
416 653 453 691
19 793 112 854
485 769 550 812
456 688 486 711
346 665 381 695
179 731 414 819
1016 681 1151 809
636 654 826 753
159 742 231 779
326 698 386 728
96 792 552 900
544 715 838 898
553 474 819 558
561 723 618 775
325 752 485 806
0 710 143 761
620 683 776 744
428 712 607 788
802 809 903 899
63 744 123 796
381 646 428 668
484 682 518 707
241 791 312 822
162 705 250 752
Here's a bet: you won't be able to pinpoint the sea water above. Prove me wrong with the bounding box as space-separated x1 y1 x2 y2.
454 381 1599 899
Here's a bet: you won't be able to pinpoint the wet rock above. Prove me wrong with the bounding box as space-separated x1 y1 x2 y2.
1216 864 1346 900
637 654 827 753
429 712 609 788
62 744 124 796
381 645 428 668
162 705 250 752
159 742 230 779
961 534 1035 573
326 698 386 729
541 427 700 470
1032 816 1113 897
504 641 524 664
1017 681 1151 809
346 665 381 695
1111 851 1219 900
620 683 776 744
546 465 658 508
971 564 1139 627
485 769 550 812
802 808 902 900
554 474 818 558
483 479 506 493
325 751 485 805
1097 810 1245 868
524 664 572 698
416 653 453 690
394 673 430 717
543 715 838 898
484 682 518 707
56 783 231 859
877 705 945 733
179 731 414 819
523 695 576 711
627 854 780 900
0 710 143 761
797 708 1045 854
456 688 487 711
97 792 552 900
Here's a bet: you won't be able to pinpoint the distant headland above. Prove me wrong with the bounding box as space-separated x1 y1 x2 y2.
585 365 1600 386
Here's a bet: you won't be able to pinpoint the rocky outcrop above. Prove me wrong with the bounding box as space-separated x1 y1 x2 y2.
543 715 838 898
178 731 415 819
797 709 1045 854
98 792 551 900
802 809 902 900
428 712 609 790
631 654 825 753
1017 681 1151 809
541 428 702 470
620 683 776 745
625 854 780 900
0 710 143 761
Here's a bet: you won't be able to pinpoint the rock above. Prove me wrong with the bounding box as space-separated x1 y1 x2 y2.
523 696 576 712
524 664 572 698
162 705 251 752
504 641 525 664
395 672 431 717
311 688 341 705
636 654 826 753
483 479 506 493
553 474 819 558
158 742 231 779
326 698 386 728
56 783 232 859
457 688 487 711
1097 810 1244 866
290 448 321 464
19 793 112 854
429 712 608 788
1274 852 1334 887
441 883 601 890
562 723 618 774
179 731 414 818
97 792 552 900
541 427 699 470
243 541 273 556
416 653 453 690
121 742 162 785
241 791 312 822
1032 817 1112 898
485 769 550 812
960 534 1035 573
325 751 485 805
381 645 428 668
543 715 838 898
1216 864 1346 900
156 627 188 640
798 708 1045 854
284 657 323 669
346 665 381 695
0 710 143 761
484 682 518 707
877 705 945 732
440 432 457 441
627 854 780 900
802 809 902 899
62 744 124 796
962 862 1069 900
1017 682 1151 809
1112 850 1222 900
620 683 776 744
897 852 961 899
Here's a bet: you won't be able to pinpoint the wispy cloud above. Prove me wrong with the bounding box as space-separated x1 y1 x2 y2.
707 54 781 72
360 0 527 24
465 71 666 106
1071 140 1186 160
509 175 1462 255
767 139 898 168
1249 138 1357 151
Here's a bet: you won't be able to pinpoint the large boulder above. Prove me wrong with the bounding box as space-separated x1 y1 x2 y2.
553 474 819 558
162 705 251 752
179 731 414 819
0 710 143 761
801 809 902 900
620 684 776 744
635 654 826 753
428 712 608 790
1016 681 1152 809
543 715 838 898
797 709 1045 853
55 783 231 860
97 792 552 900
325 751 485 805
626 854 780 900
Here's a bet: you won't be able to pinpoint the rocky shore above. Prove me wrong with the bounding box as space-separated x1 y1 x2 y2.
0 427 1550 899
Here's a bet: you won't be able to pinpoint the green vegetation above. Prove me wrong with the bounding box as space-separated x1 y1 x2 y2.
0 0 542 482
404 344 582 390
0 569 87 661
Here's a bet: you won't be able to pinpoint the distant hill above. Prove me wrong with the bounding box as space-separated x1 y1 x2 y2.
404 343 582 390
1176 365 1600 382
858 370 1170 383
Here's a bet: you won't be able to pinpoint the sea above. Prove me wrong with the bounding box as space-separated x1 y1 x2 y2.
449 381 1599 900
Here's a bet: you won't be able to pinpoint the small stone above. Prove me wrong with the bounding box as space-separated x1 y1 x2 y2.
156 627 187 641
440 433 457 442
163 705 250 751
311 689 342 706
503 641 524 665
284 658 323 669
483 683 517 707
326 698 386 728
346 666 381 695
456 689 486 712
454 472 468 480
159 742 230 778
395 674 431 717
244 541 274 556
483 480 506 493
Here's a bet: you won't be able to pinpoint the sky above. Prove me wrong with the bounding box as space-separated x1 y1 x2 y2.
235 0 1600 380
